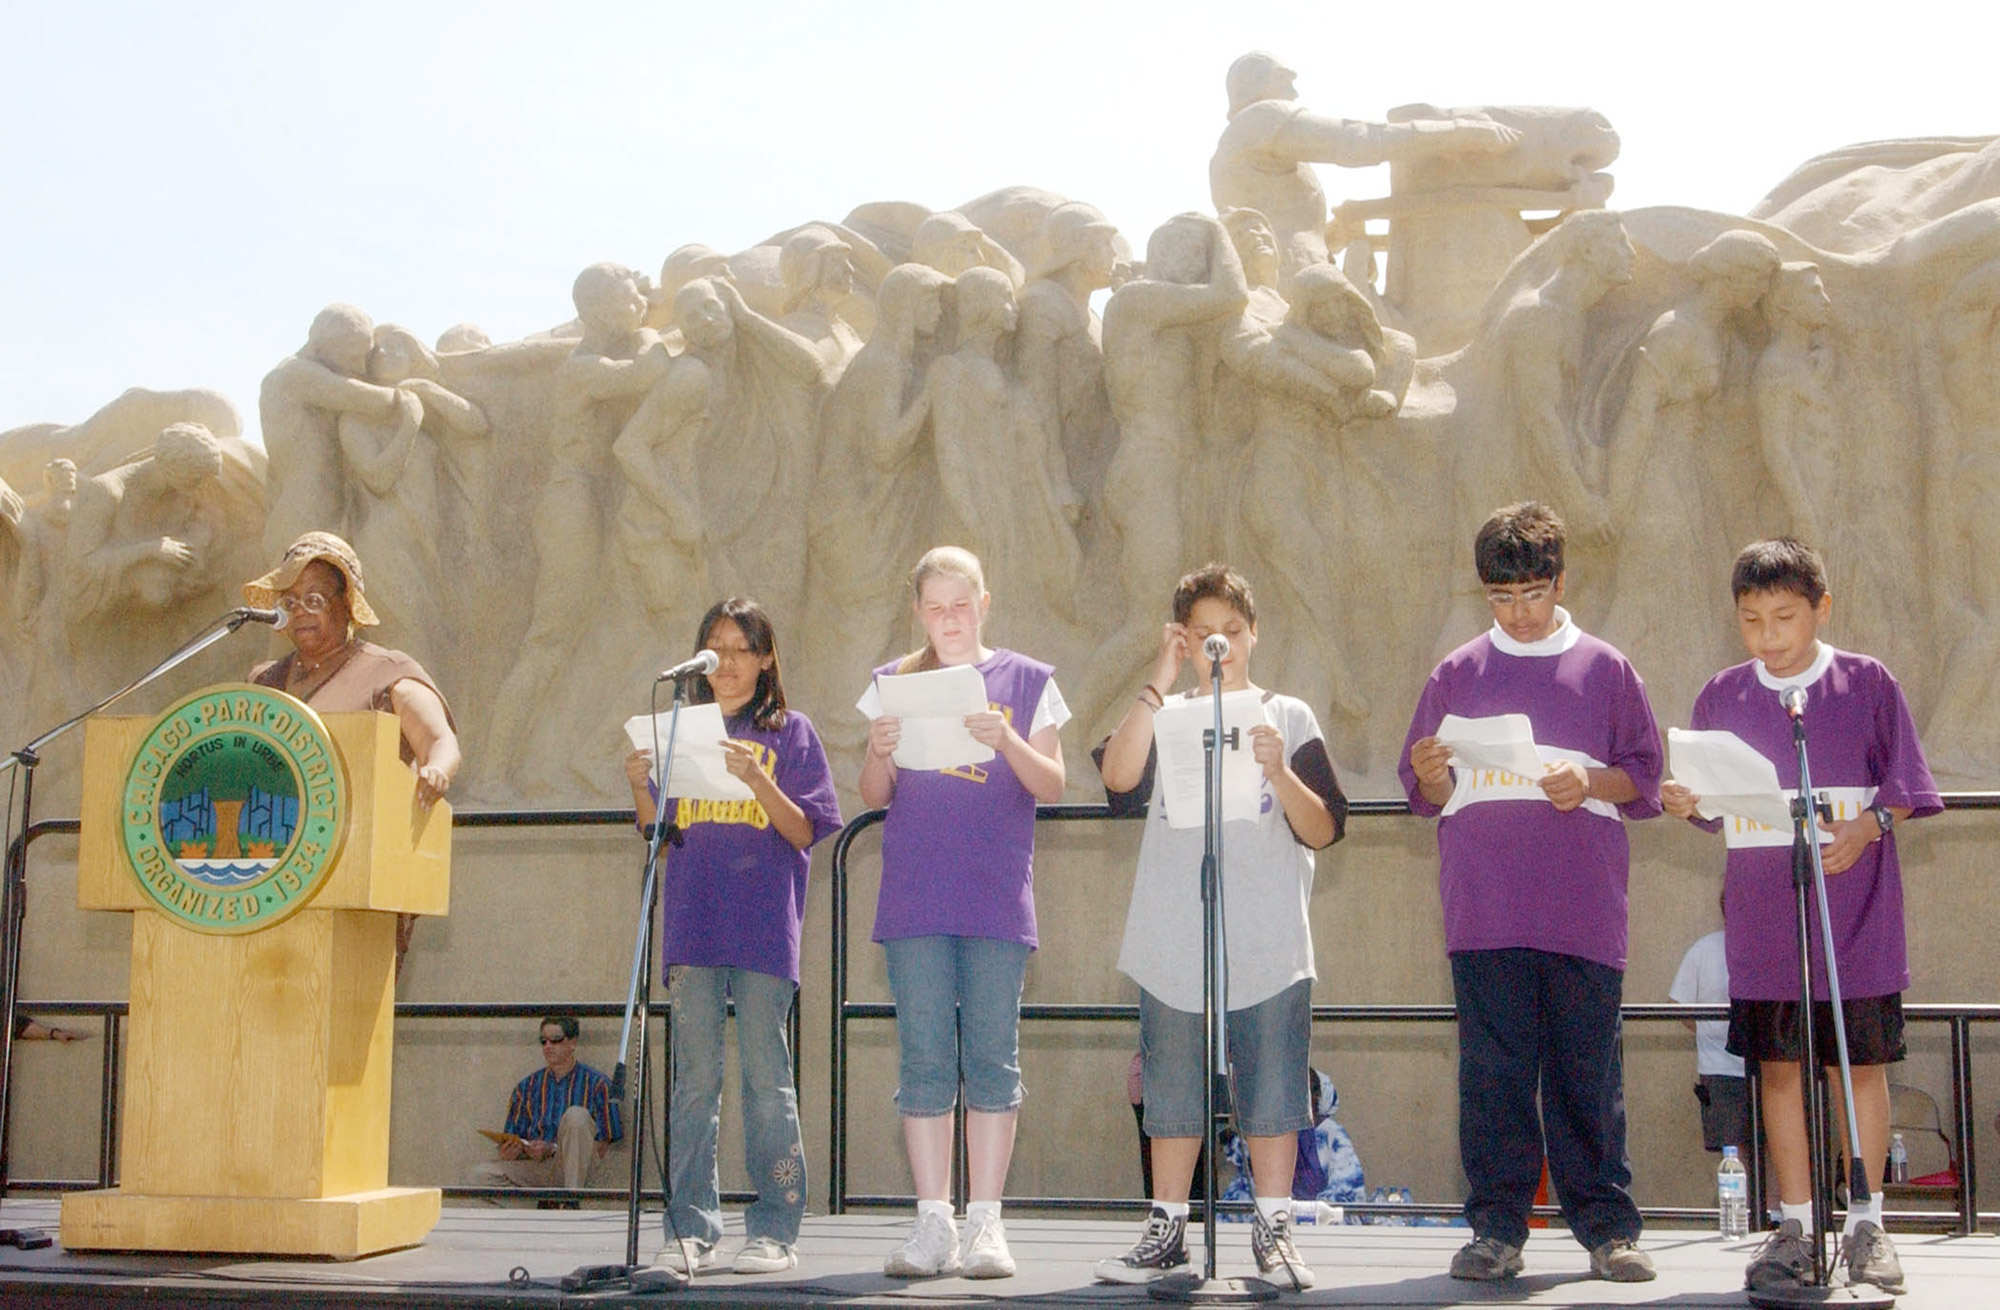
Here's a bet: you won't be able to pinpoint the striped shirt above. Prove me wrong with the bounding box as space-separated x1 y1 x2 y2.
503 1063 622 1143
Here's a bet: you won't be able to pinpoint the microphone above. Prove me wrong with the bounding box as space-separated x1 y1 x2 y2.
234 606 289 631
1781 686 1808 718
1202 633 1230 663
656 650 720 682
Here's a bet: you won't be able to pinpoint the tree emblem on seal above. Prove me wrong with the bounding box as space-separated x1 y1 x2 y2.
119 684 348 934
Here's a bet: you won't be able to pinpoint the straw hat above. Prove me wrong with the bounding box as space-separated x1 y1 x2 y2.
242 531 380 626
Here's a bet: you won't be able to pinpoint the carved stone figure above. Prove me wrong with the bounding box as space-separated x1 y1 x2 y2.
611 289 716 626
1751 262 1836 546
336 325 487 661
777 225 866 383
1486 209 1637 544
260 305 404 558
1016 203 1119 507
803 263 950 751
1220 207 1289 330
930 267 1081 620
1082 214 1249 721
486 265 667 787
911 211 1026 286
1209 52 1519 284
1602 229 1781 721
671 276 825 626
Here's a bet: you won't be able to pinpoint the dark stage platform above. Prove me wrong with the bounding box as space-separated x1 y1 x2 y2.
0 1198 1993 1308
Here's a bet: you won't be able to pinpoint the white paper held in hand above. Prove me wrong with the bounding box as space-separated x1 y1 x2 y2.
1152 689 1272 829
1666 728 1793 830
622 704 755 802
1435 713 1546 781
874 663 997 772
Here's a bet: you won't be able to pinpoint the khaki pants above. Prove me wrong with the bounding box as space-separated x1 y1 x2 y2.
468 1104 601 1192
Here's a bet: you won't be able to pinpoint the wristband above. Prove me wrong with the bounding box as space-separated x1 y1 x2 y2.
1867 803 1893 840
1140 683 1165 709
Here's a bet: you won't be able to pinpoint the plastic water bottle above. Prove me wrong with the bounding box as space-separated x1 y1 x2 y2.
1717 1146 1749 1239
1290 1199 1344 1225
1889 1133 1909 1185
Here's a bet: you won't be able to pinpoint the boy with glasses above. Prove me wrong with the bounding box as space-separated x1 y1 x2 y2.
1399 502 1663 1283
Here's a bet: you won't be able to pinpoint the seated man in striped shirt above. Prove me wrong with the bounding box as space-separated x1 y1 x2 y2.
469 1016 622 1203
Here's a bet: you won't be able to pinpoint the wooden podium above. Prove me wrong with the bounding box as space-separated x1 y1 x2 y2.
60 694 449 1258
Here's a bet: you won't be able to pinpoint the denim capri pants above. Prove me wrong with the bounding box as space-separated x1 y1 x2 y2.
883 934 1030 1116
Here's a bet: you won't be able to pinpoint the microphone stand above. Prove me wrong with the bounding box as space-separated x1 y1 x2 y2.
0 609 276 1191
1748 699 1893 1310
1153 650 1274 1304
575 673 695 1290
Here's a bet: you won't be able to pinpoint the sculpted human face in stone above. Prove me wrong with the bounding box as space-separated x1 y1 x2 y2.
675 281 734 350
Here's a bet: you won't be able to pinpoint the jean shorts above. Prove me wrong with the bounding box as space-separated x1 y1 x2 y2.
1139 979 1312 1139
883 934 1030 1116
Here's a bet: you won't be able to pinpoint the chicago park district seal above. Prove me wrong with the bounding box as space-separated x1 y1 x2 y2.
120 684 348 934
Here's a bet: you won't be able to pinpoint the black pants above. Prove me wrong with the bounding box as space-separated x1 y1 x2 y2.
1451 948 1641 1250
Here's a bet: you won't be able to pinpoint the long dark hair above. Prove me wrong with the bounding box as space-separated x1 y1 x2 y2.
688 597 787 731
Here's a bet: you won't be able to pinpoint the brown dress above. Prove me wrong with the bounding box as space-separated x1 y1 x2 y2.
249 640 456 970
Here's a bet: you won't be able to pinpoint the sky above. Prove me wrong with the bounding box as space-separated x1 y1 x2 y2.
3 0 1994 448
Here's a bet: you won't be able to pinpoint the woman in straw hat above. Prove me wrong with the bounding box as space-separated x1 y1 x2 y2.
242 531 461 969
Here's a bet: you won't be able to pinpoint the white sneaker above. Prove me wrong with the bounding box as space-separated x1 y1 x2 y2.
884 1210 962 1278
732 1236 797 1273
958 1209 1016 1279
653 1236 716 1274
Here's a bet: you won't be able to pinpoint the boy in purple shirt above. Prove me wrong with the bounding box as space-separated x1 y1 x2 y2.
1400 502 1662 1284
1663 540 1939 1296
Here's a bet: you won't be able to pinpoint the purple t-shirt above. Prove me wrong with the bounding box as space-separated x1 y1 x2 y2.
657 708 843 984
1688 648 1940 1000
1399 621 1663 969
868 649 1054 948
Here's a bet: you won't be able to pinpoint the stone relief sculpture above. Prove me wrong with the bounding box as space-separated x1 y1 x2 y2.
911 211 1026 286
260 305 405 558
1082 213 1249 721
803 263 951 752
1016 203 1119 509
1209 51 1519 285
486 265 666 789
1751 262 1836 547
672 276 825 624
335 325 487 661
930 267 1082 623
1601 229 1781 721
777 226 867 384
17 61 2000 800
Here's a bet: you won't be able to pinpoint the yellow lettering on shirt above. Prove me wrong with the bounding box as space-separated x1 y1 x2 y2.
672 738 776 830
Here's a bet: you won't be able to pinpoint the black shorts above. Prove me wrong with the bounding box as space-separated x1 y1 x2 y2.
1695 1073 1752 1153
1727 994 1905 1067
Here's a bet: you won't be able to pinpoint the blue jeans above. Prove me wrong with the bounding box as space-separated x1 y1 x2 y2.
883 935 1030 1116
666 966 806 1245
1452 948 1640 1251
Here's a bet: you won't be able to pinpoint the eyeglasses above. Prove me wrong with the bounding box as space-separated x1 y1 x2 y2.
1485 585 1553 608
539 1035 572 1046
277 593 337 616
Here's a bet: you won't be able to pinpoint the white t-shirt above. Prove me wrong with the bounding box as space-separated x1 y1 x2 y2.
1670 930 1744 1078
1111 690 1343 1013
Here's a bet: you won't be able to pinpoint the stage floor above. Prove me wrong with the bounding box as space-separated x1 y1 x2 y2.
0 1199 1994 1307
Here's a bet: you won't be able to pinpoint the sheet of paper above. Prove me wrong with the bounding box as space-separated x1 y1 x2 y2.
1667 728 1794 830
1152 690 1272 829
874 663 997 772
622 704 755 802
1435 712 1547 781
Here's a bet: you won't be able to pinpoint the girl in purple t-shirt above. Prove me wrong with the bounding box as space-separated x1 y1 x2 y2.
625 598 842 1275
857 546 1069 1280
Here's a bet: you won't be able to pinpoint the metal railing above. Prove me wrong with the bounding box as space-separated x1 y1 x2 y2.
0 808 797 1208
827 796 2000 1234
8 798 1999 1232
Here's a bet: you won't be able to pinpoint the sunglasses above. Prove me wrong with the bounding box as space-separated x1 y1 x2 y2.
539 1035 572 1046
